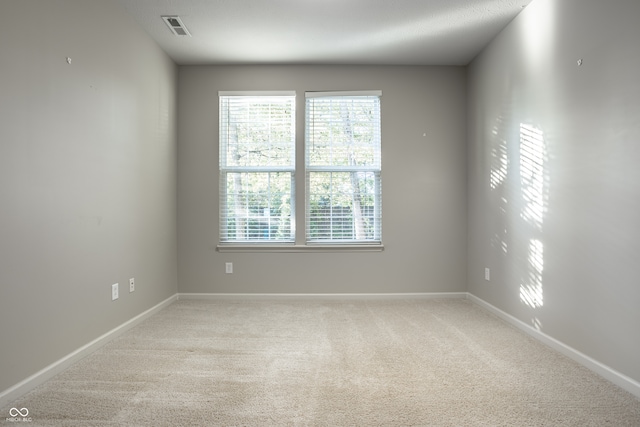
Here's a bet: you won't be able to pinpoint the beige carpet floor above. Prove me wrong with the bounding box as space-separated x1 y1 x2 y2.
3 298 640 426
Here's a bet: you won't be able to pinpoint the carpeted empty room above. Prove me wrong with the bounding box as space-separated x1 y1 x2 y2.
3 0 640 425
3 298 640 426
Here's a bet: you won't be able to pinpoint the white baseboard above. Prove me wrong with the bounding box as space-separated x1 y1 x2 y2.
466 293 640 399
177 292 468 300
0 294 178 409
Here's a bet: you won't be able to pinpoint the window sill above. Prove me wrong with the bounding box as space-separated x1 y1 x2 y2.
216 243 384 253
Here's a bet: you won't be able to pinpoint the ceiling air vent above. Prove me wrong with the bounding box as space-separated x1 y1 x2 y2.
162 16 191 37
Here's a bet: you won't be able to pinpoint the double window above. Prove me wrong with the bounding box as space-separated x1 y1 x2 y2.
219 90 381 246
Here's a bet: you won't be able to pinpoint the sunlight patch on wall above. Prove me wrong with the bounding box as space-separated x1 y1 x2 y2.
489 115 510 256
490 122 509 190
518 123 547 310
490 141 508 190
519 124 547 228
520 238 544 308
532 317 542 331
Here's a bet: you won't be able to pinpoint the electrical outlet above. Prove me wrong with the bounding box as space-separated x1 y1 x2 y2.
129 278 135 293
112 283 119 300
485 268 491 281
225 262 233 274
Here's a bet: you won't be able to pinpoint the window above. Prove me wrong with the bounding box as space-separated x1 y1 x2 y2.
218 90 382 250
305 91 382 243
219 92 295 242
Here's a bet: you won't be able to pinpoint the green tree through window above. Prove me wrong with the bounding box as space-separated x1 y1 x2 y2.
305 92 382 242
219 92 295 242
219 90 382 245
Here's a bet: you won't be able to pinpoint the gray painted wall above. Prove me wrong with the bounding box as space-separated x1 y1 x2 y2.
178 66 468 294
0 1 178 392
467 0 640 383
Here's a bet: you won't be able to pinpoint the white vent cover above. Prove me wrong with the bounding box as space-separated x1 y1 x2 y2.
162 16 191 37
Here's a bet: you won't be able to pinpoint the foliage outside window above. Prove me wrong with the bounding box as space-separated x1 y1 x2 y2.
219 92 295 242
305 91 382 243
219 90 382 247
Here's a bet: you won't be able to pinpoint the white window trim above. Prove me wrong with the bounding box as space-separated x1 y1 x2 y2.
216 243 384 253
304 90 383 244
219 90 296 97
305 90 382 98
217 90 384 252
219 91 296 243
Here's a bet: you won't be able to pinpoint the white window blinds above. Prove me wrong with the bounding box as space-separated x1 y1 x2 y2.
305 91 382 243
219 92 296 242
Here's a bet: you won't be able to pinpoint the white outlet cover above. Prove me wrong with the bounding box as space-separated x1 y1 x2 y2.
225 262 233 274
112 283 119 300
129 278 135 293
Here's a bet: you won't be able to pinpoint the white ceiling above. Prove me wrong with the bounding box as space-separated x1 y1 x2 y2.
115 0 532 66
